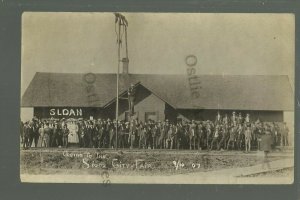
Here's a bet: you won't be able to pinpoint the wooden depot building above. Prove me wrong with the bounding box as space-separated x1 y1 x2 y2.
21 72 293 123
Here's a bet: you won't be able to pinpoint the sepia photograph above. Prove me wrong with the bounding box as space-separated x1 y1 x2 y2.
20 12 294 184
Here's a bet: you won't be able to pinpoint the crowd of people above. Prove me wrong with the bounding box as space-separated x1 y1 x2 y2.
20 111 290 152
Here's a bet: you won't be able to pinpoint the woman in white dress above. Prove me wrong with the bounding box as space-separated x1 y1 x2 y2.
38 123 44 147
68 121 79 145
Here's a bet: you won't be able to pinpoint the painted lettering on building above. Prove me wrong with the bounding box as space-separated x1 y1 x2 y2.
49 108 83 117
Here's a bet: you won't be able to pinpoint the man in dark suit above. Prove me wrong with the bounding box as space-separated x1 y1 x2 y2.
20 121 24 144
28 121 36 147
43 123 51 147
217 125 227 151
261 127 273 169
51 123 59 147
129 119 137 149
222 114 229 126
281 122 289 146
227 126 237 150
214 112 222 126
231 111 237 127
23 122 31 149
128 83 135 115
210 125 220 150
237 113 243 125
244 126 252 153
62 124 69 148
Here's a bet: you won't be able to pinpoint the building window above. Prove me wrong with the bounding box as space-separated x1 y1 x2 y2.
145 112 158 122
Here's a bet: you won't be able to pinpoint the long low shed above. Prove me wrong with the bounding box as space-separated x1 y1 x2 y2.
21 72 294 122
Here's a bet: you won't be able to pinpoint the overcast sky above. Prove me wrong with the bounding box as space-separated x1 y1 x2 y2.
21 12 295 95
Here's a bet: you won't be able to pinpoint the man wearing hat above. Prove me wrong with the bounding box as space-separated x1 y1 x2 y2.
124 121 130 148
43 122 51 147
51 122 59 147
260 128 273 169
214 112 222 126
152 123 160 149
244 126 252 153
210 125 220 150
236 123 244 150
28 119 39 148
129 119 137 149
231 111 237 127
20 121 24 144
272 122 280 147
227 125 237 150
23 121 31 149
217 124 228 151
128 83 135 116
237 113 243 125
222 114 229 126
281 122 289 146
253 120 263 151
62 124 69 148
245 113 251 128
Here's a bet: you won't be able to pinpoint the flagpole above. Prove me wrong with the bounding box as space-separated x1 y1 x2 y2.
116 17 121 150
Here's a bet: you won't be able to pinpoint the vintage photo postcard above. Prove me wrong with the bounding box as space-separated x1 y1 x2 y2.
20 12 294 184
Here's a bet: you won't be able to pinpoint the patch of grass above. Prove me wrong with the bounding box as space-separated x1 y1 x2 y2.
20 149 283 176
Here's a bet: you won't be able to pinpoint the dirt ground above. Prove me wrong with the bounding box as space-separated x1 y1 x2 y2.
240 167 294 177
20 148 292 176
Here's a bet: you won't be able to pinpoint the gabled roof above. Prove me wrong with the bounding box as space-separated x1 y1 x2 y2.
21 72 294 111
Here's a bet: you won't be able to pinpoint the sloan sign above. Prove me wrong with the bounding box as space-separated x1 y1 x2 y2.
50 108 83 117
33 107 87 118
33 107 106 119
